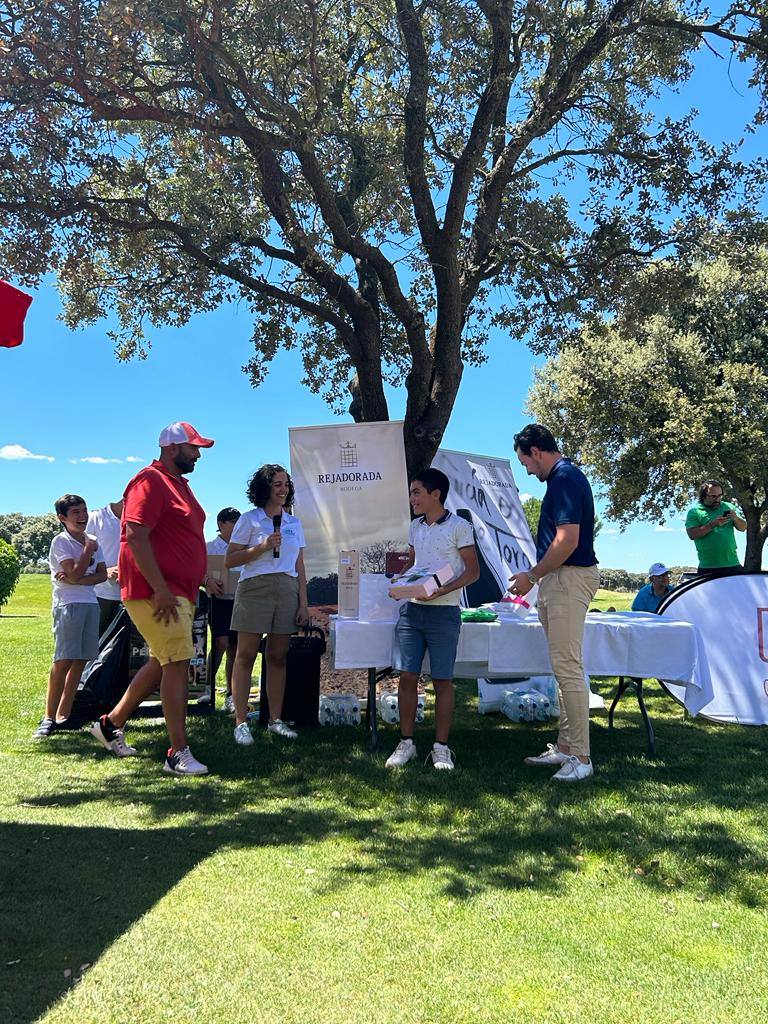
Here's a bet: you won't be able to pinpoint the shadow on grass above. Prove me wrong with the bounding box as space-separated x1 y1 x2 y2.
5 684 768 1022
1 804 371 1024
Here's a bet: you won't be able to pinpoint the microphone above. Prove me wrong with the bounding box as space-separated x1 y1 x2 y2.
272 513 282 558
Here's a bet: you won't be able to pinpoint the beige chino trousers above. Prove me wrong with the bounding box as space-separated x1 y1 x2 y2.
537 564 600 758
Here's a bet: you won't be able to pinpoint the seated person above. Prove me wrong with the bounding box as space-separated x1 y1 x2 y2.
631 562 674 613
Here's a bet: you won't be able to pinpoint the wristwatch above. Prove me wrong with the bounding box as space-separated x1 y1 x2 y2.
527 572 539 586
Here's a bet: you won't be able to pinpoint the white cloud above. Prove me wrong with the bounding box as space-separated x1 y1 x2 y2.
0 443 54 462
70 456 123 464
519 492 533 502
125 456 143 463
603 527 620 536
654 525 676 532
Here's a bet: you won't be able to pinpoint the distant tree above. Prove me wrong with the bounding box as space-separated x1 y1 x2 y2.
528 216 768 570
0 513 60 570
599 567 645 592
0 513 24 543
360 540 406 574
522 494 601 542
307 574 339 606
0 538 21 612
522 497 542 540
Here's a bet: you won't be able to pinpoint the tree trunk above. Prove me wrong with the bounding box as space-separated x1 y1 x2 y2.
743 506 767 570
402 339 463 475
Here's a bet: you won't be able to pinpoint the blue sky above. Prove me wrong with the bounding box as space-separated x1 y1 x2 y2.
1 43 764 573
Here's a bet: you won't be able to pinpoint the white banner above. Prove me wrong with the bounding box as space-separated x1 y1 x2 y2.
289 421 411 577
660 572 768 724
432 448 536 605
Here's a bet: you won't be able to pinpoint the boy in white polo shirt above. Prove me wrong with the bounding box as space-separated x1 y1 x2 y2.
34 494 107 739
386 468 479 771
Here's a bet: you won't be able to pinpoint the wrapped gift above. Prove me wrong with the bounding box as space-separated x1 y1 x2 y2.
388 563 454 600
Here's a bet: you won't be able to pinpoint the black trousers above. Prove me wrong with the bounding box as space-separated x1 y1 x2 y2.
97 597 122 638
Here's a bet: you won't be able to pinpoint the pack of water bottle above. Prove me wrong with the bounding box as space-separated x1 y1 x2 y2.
500 687 552 722
377 690 426 725
318 693 361 726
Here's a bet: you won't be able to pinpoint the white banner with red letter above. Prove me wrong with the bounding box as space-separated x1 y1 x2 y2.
289 421 411 577
660 572 768 724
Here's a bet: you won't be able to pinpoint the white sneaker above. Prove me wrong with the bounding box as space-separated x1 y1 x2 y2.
385 738 417 768
428 742 455 771
524 743 569 766
163 746 209 776
196 688 211 704
90 718 137 757
233 722 255 746
224 694 235 714
267 718 298 740
552 756 593 782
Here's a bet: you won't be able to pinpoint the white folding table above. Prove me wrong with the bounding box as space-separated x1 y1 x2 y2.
329 612 713 752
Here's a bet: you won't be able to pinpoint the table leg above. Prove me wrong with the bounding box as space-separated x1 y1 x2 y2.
367 667 378 750
608 676 629 728
634 677 656 757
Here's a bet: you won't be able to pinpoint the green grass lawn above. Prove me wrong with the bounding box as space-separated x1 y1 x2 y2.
2 575 767 1024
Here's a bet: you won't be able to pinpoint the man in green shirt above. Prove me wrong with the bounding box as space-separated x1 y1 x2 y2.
685 480 746 573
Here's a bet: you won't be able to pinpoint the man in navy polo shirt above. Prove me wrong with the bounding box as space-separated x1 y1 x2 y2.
510 424 600 782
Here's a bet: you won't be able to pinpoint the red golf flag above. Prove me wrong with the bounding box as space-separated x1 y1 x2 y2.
0 280 33 348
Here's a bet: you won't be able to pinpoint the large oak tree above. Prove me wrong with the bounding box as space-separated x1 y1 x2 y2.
1 2 766 470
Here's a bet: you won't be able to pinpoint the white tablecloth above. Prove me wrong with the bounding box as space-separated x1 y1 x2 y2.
330 612 713 715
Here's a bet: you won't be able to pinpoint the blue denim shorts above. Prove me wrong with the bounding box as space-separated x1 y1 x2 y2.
392 602 462 680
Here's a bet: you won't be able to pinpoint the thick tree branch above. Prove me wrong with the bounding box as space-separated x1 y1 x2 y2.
394 0 440 248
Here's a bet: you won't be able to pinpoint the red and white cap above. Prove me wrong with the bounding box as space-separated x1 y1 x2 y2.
158 422 215 448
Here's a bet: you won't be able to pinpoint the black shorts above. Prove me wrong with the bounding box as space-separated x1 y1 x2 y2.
210 595 237 642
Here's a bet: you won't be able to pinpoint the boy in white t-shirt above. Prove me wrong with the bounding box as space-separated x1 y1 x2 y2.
386 468 479 771
34 494 107 739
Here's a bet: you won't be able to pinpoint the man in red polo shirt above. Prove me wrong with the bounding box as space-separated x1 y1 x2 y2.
90 422 214 776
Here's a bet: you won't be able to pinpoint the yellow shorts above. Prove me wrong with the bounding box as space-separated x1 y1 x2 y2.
124 597 196 666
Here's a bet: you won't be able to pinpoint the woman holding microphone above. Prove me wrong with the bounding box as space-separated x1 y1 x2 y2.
226 464 309 745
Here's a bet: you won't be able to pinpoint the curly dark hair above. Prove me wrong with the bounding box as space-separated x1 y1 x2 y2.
246 464 294 510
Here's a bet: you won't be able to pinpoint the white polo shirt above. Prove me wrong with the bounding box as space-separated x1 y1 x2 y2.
408 511 475 606
49 532 105 608
229 508 305 579
87 504 121 601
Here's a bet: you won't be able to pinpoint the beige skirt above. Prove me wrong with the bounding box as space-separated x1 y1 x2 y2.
231 573 299 635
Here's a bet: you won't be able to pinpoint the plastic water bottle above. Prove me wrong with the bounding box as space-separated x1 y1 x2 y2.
520 693 537 722
500 690 522 721
416 693 426 724
378 691 400 724
501 689 540 722
318 695 336 726
533 694 551 721
337 695 361 726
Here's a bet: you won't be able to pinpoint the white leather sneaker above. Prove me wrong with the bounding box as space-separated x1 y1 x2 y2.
427 742 455 771
267 719 298 740
233 722 255 746
385 738 417 768
524 743 569 766
551 756 594 782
